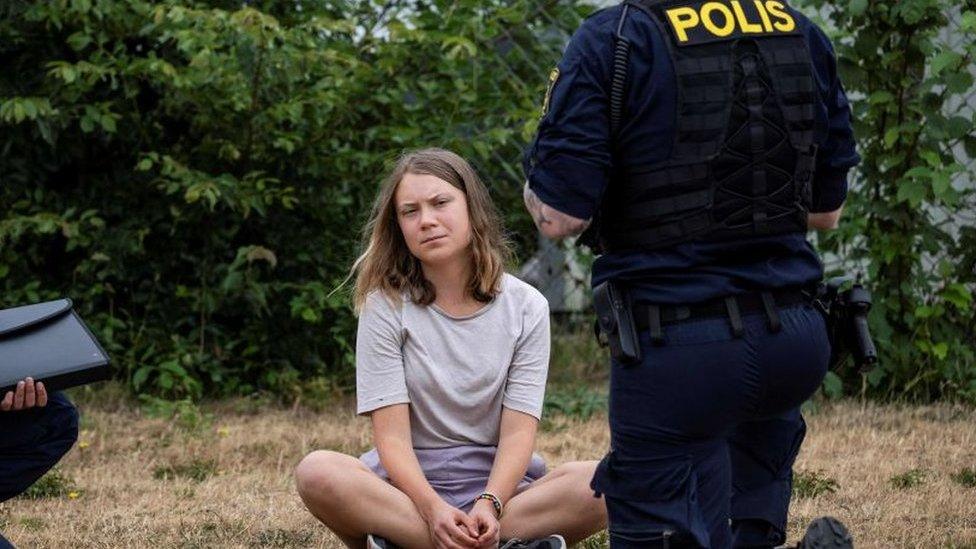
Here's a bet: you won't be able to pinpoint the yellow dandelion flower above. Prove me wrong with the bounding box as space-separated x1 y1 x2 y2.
79 441 90 449
68 491 80 499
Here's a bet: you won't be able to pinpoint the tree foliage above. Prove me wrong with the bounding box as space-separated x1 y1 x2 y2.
0 0 585 399
3 0 975 404
801 0 976 401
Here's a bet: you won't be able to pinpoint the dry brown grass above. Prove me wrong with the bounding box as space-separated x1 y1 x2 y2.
2 389 974 548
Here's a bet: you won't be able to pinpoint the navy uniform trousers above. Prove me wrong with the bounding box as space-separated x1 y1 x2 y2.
0 392 78 548
591 302 829 548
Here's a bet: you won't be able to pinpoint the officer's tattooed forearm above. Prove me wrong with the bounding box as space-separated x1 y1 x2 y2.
523 183 591 239
523 184 551 226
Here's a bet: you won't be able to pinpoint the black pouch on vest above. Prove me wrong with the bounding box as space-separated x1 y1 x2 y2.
0 299 111 393
593 282 642 365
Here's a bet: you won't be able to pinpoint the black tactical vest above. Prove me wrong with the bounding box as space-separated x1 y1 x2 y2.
596 0 818 253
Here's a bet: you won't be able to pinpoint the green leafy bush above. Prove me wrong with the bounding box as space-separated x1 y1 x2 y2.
792 469 840 498
19 468 77 499
153 457 218 482
0 0 587 398
3 0 973 403
890 468 927 489
798 1 976 402
951 467 976 488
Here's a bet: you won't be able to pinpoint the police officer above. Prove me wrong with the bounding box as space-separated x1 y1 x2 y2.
1 378 79 548
523 0 858 547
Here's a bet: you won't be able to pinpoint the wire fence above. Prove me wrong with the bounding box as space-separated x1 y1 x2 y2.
454 1 597 314
938 7 976 241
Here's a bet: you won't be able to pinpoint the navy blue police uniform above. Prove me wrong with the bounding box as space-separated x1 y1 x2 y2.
0 391 79 548
524 0 859 547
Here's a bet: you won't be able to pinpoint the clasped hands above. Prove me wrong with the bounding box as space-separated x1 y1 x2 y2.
425 497 501 549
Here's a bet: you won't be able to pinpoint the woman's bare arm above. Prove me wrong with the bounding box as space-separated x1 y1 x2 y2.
371 404 442 517
481 407 539 506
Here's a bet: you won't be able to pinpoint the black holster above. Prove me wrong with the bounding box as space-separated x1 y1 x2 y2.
593 281 642 365
812 277 878 371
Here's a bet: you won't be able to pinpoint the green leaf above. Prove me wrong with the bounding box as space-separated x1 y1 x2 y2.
61 66 76 84
931 172 951 198
22 100 37 119
866 367 886 387
896 180 927 206
868 90 894 105
964 136 976 159
158 373 173 390
946 116 970 139
100 115 117 133
904 166 933 179
945 72 974 94
931 342 948 360
931 52 961 76
822 371 843 399
132 367 150 390
884 128 899 149
12 102 25 123
914 305 935 320
919 150 940 167
961 11 976 31
850 0 868 17
942 284 973 310
67 31 91 51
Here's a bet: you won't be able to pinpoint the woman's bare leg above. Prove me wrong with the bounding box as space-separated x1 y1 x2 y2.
500 460 608 546
295 450 433 549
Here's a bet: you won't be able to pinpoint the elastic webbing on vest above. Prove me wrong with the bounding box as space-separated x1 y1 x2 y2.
598 2 818 253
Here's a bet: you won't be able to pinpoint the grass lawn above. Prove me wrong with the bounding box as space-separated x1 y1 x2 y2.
1 383 975 548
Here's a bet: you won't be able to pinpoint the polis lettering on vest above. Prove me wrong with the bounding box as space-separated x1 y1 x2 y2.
665 0 797 43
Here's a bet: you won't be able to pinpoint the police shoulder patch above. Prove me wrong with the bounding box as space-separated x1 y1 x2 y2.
658 0 800 47
541 67 560 118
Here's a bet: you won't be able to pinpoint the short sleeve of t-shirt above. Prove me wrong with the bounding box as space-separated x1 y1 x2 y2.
356 292 410 415
502 294 551 419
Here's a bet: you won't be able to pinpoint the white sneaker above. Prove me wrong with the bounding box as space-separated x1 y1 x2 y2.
366 534 400 549
500 534 567 549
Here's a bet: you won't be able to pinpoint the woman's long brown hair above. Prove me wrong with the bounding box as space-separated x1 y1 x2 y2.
350 148 511 312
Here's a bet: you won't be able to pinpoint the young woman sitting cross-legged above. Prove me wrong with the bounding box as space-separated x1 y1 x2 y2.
295 148 607 549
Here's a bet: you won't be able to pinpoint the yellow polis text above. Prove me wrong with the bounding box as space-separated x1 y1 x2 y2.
666 1 796 43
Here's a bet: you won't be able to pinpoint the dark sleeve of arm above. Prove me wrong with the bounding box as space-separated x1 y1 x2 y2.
522 17 614 220
809 24 861 213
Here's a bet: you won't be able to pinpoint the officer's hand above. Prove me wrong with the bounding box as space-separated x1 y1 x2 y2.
1 377 48 411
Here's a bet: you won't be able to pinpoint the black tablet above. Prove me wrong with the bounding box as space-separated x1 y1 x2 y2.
0 299 111 394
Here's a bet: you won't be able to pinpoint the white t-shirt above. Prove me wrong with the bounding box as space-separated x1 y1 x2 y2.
355 273 551 449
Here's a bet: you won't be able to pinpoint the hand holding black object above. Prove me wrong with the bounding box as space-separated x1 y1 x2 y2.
0 377 48 411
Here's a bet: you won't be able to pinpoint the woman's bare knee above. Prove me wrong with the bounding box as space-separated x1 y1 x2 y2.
295 450 363 500
551 460 594 480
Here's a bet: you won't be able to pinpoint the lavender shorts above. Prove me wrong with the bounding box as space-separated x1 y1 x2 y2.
359 445 548 512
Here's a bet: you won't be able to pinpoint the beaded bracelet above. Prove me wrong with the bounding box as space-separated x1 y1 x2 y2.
476 491 503 518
